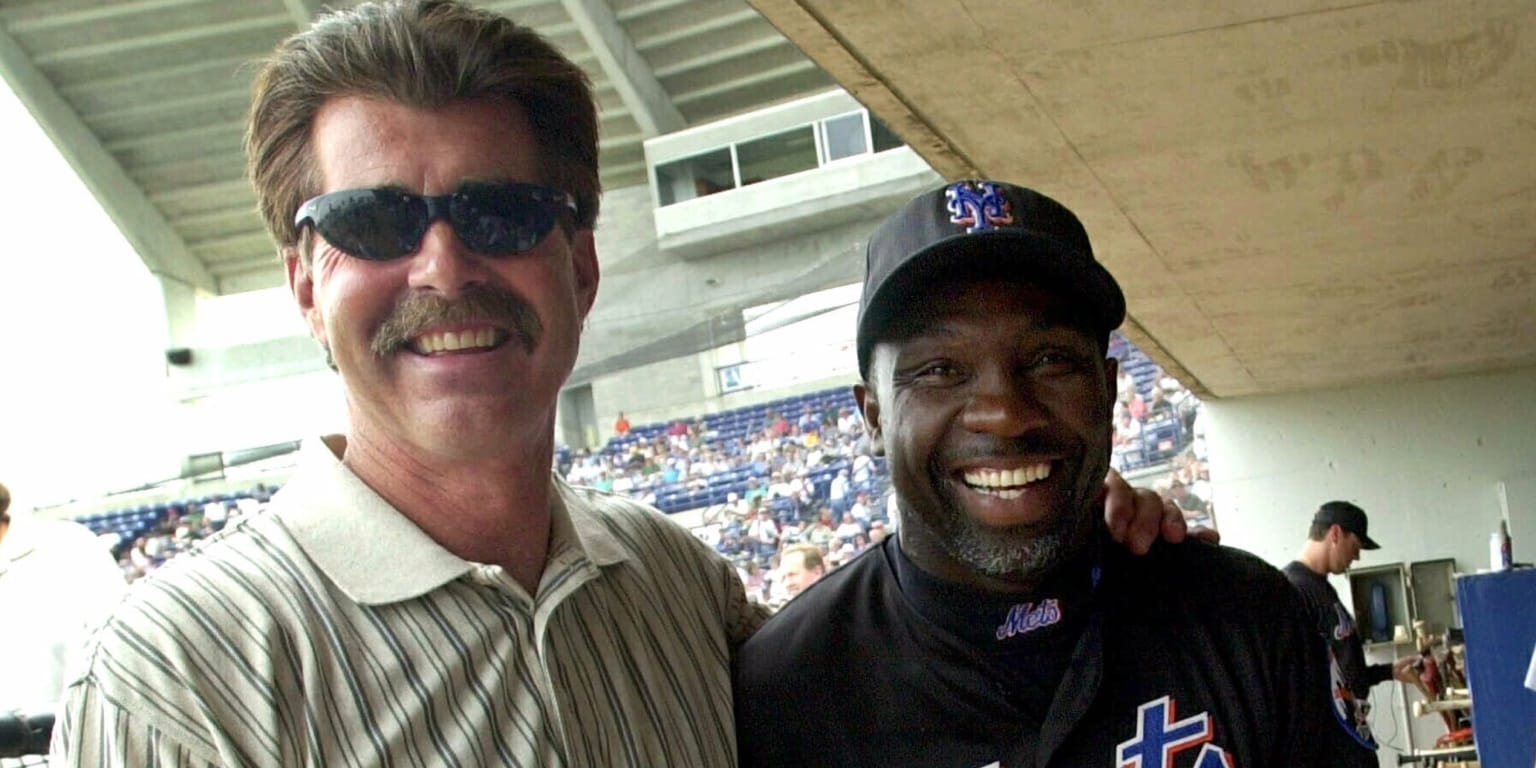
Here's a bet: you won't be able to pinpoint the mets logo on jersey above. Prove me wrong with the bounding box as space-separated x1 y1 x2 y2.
995 599 1062 640
1332 603 1357 641
1115 696 1236 768
946 180 1015 233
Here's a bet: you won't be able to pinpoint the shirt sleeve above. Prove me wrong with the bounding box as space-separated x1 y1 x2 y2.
1364 661 1394 689
722 557 773 650
52 672 223 768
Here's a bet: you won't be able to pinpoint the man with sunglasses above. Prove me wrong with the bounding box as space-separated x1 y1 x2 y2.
54 2 1196 766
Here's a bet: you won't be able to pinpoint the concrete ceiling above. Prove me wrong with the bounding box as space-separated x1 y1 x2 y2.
3 0 1531 401
0 0 833 295
750 0 1536 398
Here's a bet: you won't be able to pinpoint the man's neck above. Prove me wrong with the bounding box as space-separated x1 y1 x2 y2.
338 430 554 594
1296 543 1330 576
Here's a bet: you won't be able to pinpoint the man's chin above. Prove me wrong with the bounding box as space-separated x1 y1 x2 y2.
947 524 1070 582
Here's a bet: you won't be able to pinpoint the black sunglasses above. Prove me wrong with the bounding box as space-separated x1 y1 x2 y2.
293 181 577 261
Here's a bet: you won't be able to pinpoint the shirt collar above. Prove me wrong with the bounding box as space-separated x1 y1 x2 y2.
278 436 629 605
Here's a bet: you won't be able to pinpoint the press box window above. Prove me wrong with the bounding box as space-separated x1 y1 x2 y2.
820 112 868 163
655 148 735 205
736 126 818 187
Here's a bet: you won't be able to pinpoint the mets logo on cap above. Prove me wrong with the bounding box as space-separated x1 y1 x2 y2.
946 180 1015 233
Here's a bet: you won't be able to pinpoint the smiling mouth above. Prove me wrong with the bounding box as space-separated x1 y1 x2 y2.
407 327 510 355
960 463 1054 499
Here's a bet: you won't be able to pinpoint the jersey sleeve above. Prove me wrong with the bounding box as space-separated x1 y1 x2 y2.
1364 661 1393 689
1271 580 1362 766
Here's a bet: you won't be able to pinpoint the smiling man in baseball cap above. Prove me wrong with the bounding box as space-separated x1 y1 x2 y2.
736 179 1342 766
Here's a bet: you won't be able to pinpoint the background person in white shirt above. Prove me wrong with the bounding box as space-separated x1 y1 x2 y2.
0 480 127 715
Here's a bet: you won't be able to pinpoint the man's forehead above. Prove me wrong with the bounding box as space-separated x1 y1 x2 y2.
877 279 1098 340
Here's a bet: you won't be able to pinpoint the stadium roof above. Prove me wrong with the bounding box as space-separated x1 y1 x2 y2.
752 0 1536 397
0 0 833 295
2 0 1532 398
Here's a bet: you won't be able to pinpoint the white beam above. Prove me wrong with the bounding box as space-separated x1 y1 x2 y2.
0 27 215 293
561 0 685 137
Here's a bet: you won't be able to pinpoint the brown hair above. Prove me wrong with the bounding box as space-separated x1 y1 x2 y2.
246 0 600 254
781 543 824 571
0 481 10 523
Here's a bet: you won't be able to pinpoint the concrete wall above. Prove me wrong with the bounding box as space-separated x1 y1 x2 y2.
1206 366 1536 569
1204 365 1536 764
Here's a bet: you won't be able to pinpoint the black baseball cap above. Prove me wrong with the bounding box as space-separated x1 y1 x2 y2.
855 179 1126 378
1314 501 1380 549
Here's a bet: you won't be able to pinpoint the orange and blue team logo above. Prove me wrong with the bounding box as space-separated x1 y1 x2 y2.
1328 646 1379 749
1115 696 1236 768
946 180 1015 233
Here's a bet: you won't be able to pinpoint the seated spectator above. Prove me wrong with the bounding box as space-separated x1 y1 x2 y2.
852 453 874 485
592 469 614 494
722 492 746 520
1146 386 1175 419
797 405 820 434
849 492 872 526
825 540 857 569
836 407 861 436
666 418 691 449
1166 479 1211 527
777 543 826 602
768 472 793 501
829 469 851 504
747 508 780 558
738 559 768 603
804 508 836 547
767 411 792 438
834 512 864 540
1127 388 1147 421
744 477 768 504
1114 409 1142 444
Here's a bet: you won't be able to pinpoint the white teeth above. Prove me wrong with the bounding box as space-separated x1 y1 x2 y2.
962 463 1052 490
411 329 501 355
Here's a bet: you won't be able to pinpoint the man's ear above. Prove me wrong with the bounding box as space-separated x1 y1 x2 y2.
853 382 884 456
1327 524 1345 544
570 229 600 319
285 246 327 348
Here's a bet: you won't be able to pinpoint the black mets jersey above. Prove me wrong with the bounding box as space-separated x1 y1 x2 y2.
734 532 1342 767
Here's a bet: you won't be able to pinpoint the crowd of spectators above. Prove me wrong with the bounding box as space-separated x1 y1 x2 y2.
82 353 1210 590
72 486 277 582
558 393 893 606
1110 353 1214 529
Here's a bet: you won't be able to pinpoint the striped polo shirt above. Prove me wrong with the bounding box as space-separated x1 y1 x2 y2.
53 436 766 767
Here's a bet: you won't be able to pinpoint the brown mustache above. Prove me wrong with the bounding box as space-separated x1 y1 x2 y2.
371 285 542 356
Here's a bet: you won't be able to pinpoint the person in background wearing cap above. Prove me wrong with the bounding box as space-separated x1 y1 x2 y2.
735 179 1341 766
1284 500 1418 766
